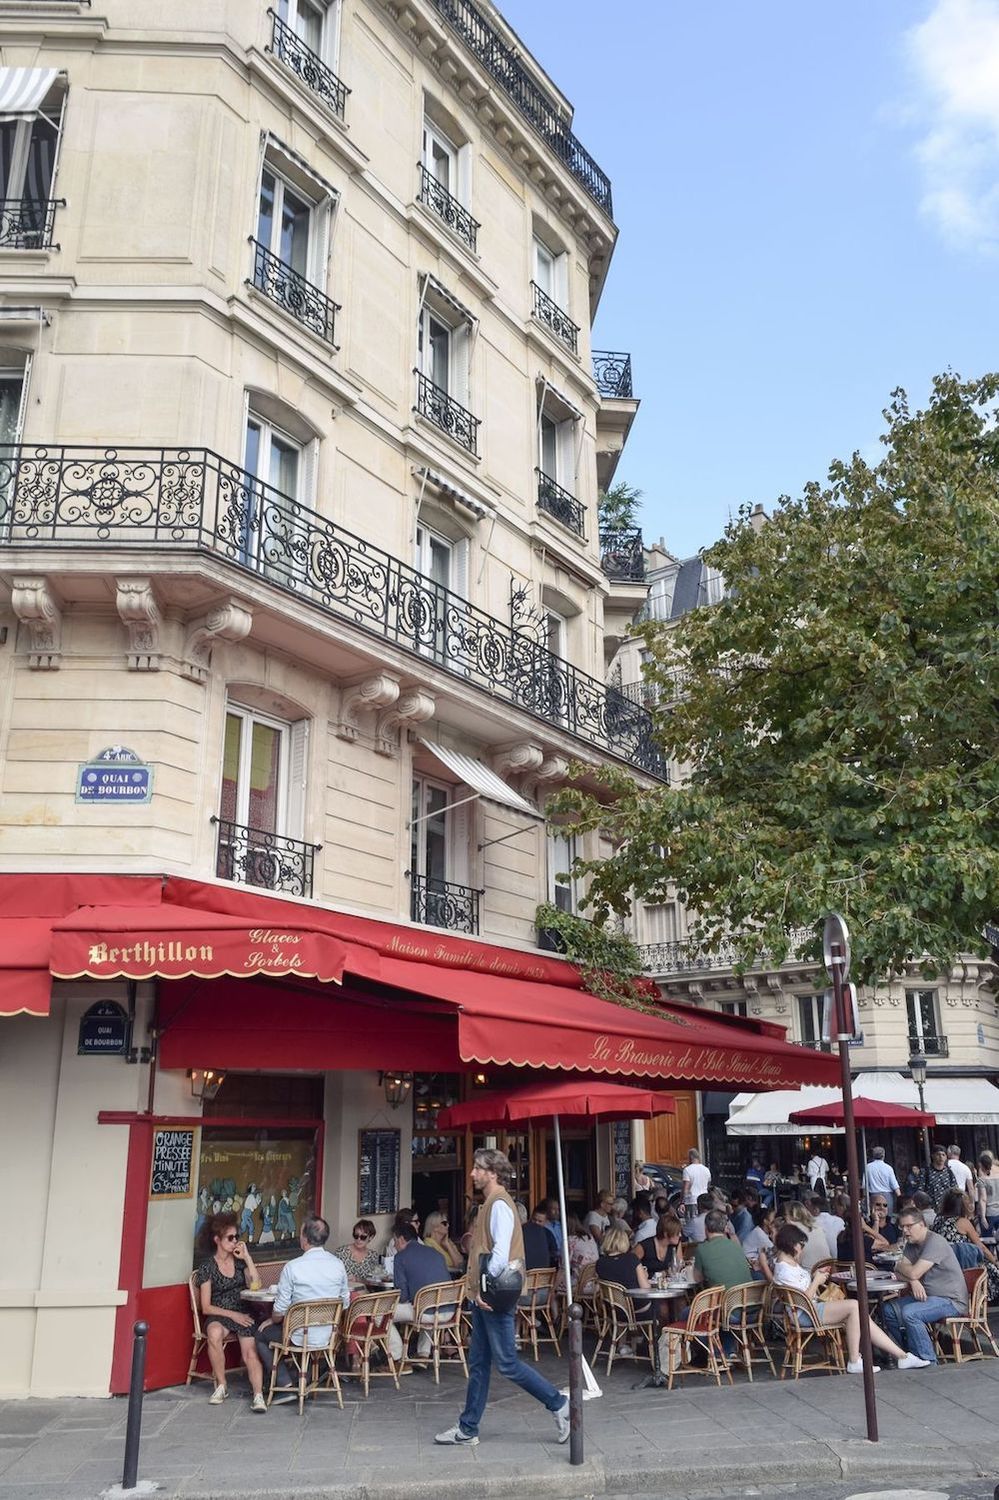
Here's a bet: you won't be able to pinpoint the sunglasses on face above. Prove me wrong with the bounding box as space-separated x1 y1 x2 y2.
222 1233 238 1242
353 1232 370 1241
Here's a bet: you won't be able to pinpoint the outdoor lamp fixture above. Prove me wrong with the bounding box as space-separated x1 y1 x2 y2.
908 1050 931 1177
189 1068 225 1102
381 1070 413 1109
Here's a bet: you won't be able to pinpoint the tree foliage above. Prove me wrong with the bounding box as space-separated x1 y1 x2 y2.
556 373 999 983
598 479 643 534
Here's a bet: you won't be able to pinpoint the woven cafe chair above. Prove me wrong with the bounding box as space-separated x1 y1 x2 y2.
723 1281 776 1382
931 1268 999 1364
265 1297 344 1413
400 1279 468 1384
516 1267 562 1360
592 1280 656 1376
341 1289 401 1397
561 1259 601 1338
771 1285 846 1379
661 1284 733 1390
186 1271 244 1385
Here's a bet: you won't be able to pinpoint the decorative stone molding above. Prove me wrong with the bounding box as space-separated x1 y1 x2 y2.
522 754 570 799
742 977 764 1017
182 600 253 683
11 576 61 669
764 975 787 1014
375 689 435 756
492 742 544 779
115 578 162 671
335 673 400 742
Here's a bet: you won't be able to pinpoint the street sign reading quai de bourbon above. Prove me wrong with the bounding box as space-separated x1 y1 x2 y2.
76 745 153 804
77 999 129 1055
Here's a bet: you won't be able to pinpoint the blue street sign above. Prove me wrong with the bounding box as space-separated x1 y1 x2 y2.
76 746 153 804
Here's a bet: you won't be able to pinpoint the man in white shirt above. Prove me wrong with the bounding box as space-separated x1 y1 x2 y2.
255 1215 349 1402
947 1145 974 1199
806 1153 829 1195
809 1193 846 1258
632 1197 657 1246
682 1192 715 1244
584 1189 613 1239
682 1148 711 1207
864 1147 901 1214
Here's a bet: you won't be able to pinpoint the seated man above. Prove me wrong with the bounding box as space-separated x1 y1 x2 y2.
693 1209 752 1355
255 1215 349 1401
728 1190 753 1242
632 1195 657 1247
388 1222 453 1362
683 1192 715 1244
810 1193 846 1259
524 1207 558 1271
584 1190 613 1239
881 1206 968 1366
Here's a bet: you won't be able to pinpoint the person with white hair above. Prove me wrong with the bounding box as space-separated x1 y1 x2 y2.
864 1145 901 1214
682 1148 711 1208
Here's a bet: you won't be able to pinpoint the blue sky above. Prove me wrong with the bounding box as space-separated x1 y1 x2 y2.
499 0 999 557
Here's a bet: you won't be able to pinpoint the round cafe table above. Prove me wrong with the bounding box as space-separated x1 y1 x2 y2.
624 1283 693 1390
833 1270 904 1327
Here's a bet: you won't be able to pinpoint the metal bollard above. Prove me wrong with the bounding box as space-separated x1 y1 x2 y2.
567 1302 583 1467
122 1320 149 1491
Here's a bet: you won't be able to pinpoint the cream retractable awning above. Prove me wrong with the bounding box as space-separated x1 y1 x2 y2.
417 739 539 818
0 69 58 118
727 1070 999 1134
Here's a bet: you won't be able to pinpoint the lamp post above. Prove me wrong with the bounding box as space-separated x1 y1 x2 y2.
908 1050 931 1182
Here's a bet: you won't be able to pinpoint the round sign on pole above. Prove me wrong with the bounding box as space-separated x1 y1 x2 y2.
822 912 851 980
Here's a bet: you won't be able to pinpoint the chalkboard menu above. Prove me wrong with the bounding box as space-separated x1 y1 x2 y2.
613 1121 631 1200
358 1129 400 1215
149 1127 196 1200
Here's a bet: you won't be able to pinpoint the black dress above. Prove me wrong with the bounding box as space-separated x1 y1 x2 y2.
596 1250 651 1317
194 1256 250 1336
640 1238 679 1276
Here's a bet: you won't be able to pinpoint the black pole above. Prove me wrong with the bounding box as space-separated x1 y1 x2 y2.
122 1320 148 1490
917 1082 932 1181
830 945 878 1443
567 1303 583 1466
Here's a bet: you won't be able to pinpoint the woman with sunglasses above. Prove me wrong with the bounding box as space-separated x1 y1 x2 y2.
423 1211 464 1271
334 1219 382 1286
194 1212 267 1410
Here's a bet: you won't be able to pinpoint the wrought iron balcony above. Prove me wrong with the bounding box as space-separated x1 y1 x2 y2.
600 527 645 581
417 164 479 252
536 470 585 536
212 815 320 899
592 351 634 399
531 281 579 355
249 238 339 347
0 198 63 250
908 1033 949 1058
268 8 350 118
415 371 480 455
410 872 481 934
639 928 813 975
0 444 665 778
428 0 612 217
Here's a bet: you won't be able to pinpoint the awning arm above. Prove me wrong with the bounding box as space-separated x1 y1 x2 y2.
477 823 539 853
406 790 482 828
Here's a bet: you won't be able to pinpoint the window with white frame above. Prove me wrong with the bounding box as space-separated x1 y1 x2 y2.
423 117 458 196
416 282 478 450
642 902 678 946
419 309 454 395
242 403 316 573
277 0 337 61
548 830 576 914
720 999 749 1018
410 776 477 930
796 993 831 1052
256 165 318 281
533 234 566 307
217 702 310 893
252 144 338 342
0 73 66 248
906 989 942 1051
0 359 30 447
415 521 468 596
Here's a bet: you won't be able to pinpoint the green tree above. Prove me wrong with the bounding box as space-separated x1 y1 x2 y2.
558 373 999 984
598 479 643 534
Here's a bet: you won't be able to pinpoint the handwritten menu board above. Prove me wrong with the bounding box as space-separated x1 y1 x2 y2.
613 1121 631 1200
358 1129 400 1215
149 1127 196 1200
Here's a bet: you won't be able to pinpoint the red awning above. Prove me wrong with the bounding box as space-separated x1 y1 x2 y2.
789 1097 937 1129
437 1081 677 1130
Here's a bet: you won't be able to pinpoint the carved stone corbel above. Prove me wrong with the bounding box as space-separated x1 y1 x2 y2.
742 976 764 1017
764 975 787 1014
492 743 544 780
12 576 61 669
115 578 162 671
522 755 569 800
335 673 400 742
182 600 253 683
375 689 435 757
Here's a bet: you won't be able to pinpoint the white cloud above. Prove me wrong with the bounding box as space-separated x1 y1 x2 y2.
905 0 999 250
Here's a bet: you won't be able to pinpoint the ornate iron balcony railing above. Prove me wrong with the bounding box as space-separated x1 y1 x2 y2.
600 527 645 581
410 872 481 934
268 8 351 118
429 0 612 217
908 1033 949 1058
249 238 339 346
0 198 63 250
417 164 480 252
536 469 585 536
0 445 666 777
531 281 579 355
592 351 634 399
415 371 480 455
212 815 320 899
639 928 813 975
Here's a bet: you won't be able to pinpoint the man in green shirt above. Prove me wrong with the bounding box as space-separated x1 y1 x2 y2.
692 1209 752 1359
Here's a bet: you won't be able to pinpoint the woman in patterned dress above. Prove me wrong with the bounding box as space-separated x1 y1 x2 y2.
933 1190 999 1301
194 1212 267 1410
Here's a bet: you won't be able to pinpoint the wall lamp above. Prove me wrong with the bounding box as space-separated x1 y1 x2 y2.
380 1070 413 1109
189 1068 225 1102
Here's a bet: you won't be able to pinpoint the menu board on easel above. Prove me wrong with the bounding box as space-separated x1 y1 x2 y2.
613 1120 631 1200
358 1129 400 1215
149 1127 196 1200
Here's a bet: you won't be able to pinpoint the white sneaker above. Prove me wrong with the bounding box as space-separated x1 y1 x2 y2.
552 1397 570 1444
250 1393 267 1413
846 1359 880 1374
208 1384 228 1404
897 1353 932 1370
615 1343 634 1358
434 1424 478 1446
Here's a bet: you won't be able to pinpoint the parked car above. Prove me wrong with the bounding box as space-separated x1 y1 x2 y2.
641 1163 685 1204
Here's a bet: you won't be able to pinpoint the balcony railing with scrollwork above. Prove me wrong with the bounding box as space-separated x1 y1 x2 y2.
249 238 339 346
639 928 813 975
600 528 644 581
410 872 481 934
417 164 479 252
908 1033 949 1058
0 198 63 250
415 372 480 455
592 351 634 399
268 8 350 118
536 470 585 536
531 281 579 355
212 815 320 898
428 0 612 217
0 444 666 778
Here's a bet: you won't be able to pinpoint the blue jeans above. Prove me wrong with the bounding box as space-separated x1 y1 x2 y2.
458 1305 564 1437
882 1294 960 1363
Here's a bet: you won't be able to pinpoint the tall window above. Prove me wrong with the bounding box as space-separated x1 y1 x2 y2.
0 362 29 446
242 407 307 571
0 80 63 203
423 118 457 194
278 0 334 58
411 778 450 891
257 167 314 280
548 831 575 914
906 989 941 1048
419 310 452 394
533 236 563 303
217 703 310 892
796 994 831 1052
720 1000 749 1018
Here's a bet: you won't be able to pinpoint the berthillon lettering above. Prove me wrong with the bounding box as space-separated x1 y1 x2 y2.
88 940 215 966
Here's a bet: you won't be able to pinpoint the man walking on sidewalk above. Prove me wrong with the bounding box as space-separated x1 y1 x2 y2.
435 1148 570 1448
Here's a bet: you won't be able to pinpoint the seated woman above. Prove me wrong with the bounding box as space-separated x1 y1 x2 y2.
783 1202 834 1270
635 1213 682 1277
772 1223 926 1371
741 1205 775 1281
194 1211 267 1410
423 1211 463 1271
869 1197 901 1246
334 1218 383 1286
934 1189 999 1297
554 1214 599 1296
596 1225 651 1317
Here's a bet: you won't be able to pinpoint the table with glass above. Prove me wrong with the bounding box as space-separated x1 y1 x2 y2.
624 1280 694 1389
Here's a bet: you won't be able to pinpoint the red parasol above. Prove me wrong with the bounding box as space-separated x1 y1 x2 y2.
789 1097 936 1129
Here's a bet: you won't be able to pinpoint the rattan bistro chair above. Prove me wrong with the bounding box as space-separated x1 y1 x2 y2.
931 1268 999 1364
401 1280 468 1383
266 1298 344 1413
341 1289 401 1397
723 1281 776 1382
517 1267 562 1361
592 1280 656 1376
660 1285 733 1390
772 1285 846 1379
186 1272 244 1385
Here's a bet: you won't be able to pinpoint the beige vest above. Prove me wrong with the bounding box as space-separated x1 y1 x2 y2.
464 1183 525 1299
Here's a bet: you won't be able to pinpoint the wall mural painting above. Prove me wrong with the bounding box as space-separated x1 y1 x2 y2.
194 1136 315 1249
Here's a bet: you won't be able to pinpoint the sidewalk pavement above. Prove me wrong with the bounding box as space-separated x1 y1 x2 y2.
2 1349 999 1500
